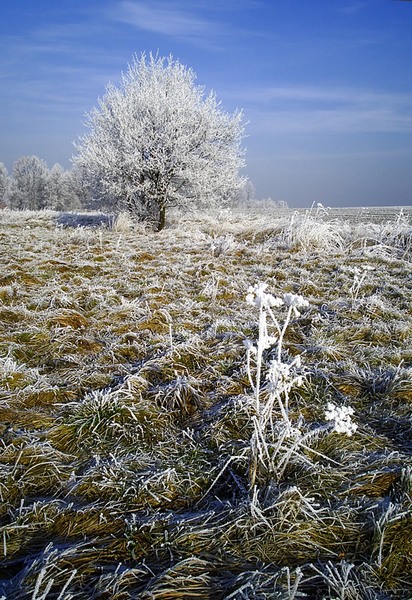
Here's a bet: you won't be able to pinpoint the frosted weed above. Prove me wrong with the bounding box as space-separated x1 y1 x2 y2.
245 282 309 417
245 283 310 485
349 264 375 307
245 282 359 486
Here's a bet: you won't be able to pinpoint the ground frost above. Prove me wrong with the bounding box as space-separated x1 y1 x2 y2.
0 207 411 598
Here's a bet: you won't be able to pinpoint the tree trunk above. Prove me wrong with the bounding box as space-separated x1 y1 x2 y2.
156 204 166 232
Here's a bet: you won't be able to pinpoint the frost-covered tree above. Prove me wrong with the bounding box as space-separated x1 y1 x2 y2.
45 164 83 211
64 168 91 210
10 155 49 210
74 53 246 231
231 180 256 208
0 162 11 207
45 163 66 210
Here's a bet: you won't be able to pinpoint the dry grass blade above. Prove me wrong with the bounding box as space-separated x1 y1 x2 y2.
140 557 223 599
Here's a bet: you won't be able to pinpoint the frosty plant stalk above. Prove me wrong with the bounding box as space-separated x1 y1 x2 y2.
245 283 308 419
245 283 309 486
245 283 358 488
349 265 375 307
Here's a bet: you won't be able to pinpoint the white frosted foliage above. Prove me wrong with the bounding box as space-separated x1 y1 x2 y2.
74 53 246 230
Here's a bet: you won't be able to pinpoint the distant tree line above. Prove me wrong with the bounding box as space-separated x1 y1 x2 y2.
0 154 287 216
0 156 89 211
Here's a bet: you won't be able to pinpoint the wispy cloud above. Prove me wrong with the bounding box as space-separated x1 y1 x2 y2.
111 0 232 45
235 85 412 105
249 107 412 135
226 85 412 135
112 1 216 37
0 14 126 117
337 3 368 16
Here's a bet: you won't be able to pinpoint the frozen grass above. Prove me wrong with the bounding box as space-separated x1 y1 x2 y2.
0 206 412 598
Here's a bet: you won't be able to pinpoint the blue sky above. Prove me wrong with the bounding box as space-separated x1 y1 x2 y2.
1 0 412 207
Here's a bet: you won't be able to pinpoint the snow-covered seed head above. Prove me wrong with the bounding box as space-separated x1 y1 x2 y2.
283 293 309 310
246 282 284 310
325 402 358 436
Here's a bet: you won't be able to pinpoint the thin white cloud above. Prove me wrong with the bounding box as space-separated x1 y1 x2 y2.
249 107 412 135
115 1 216 35
229 85 412 106
337 3 368 16
223 85 412 135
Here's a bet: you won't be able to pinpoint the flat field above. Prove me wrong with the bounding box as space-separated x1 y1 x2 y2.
1 206 412 598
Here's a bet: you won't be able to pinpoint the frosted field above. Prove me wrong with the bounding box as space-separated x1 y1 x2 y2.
0 206 412 598
313 205 412 224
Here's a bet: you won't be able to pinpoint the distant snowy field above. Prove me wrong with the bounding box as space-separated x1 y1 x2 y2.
315 205 412 222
